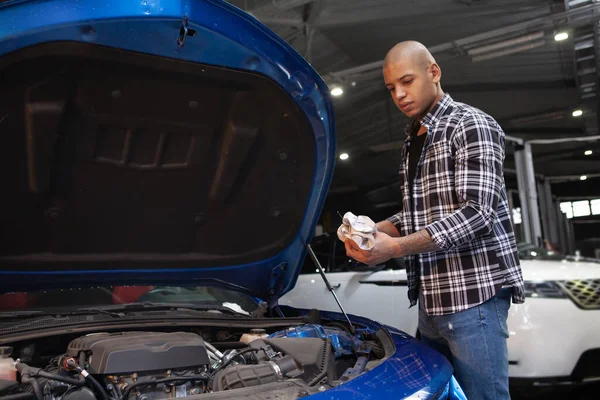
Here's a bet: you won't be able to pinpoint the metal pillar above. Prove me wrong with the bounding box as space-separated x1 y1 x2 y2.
537 181 550 245
514 143 543 246
514 145 532 244
555 200 568 254
543 180 559 245
537 179 559 246
566 219 576 255
507 189 522 242
507 189 515 217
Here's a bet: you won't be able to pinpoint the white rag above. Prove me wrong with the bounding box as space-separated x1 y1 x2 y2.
336 211 376 251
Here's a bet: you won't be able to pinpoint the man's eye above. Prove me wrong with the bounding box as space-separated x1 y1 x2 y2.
403 80 413 85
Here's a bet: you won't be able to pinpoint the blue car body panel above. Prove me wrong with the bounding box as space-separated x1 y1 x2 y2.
0 0 334 302
285 309 466 400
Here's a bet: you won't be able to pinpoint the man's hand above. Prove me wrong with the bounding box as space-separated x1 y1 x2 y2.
344 231 403 266
344 229 440 266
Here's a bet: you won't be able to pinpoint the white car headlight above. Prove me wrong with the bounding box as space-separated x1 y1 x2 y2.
523 281 567 298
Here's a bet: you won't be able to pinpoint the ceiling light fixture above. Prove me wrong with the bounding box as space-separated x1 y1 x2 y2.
585 150 593 155
468 32 544 56
331 87 343 97
471 40 546 62
554 32 569 41
339 153 349 160
572 109 583 117
580 175 588 181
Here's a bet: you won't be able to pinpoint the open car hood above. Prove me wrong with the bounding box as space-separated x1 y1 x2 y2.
0 0 335 304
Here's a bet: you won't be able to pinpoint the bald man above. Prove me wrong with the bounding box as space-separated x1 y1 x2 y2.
343 41 524 400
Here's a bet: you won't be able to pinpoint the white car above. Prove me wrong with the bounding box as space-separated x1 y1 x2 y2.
280 235 600 389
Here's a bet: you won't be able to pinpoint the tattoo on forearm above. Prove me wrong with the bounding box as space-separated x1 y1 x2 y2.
399 240 409 255
399 229 440 256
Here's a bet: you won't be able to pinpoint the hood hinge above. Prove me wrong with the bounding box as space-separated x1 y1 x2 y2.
176 15 197 47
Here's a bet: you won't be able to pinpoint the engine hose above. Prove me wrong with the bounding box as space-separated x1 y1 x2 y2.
64 359 109 400
210 348 260 379
78 351 86 369
84 375 109 400
16 363 85 387
20 376 42 400
120 377 208 400
37 371 85 387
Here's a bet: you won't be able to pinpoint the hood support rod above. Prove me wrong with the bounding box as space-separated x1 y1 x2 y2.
306 244 355 333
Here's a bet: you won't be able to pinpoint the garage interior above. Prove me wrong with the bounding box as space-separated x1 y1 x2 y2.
228 0 600 258
226 0 600 398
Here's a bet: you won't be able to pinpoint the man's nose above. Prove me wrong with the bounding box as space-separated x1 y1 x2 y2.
394 87 406 100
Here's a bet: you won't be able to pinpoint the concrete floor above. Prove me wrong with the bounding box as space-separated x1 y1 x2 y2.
511 383 599 399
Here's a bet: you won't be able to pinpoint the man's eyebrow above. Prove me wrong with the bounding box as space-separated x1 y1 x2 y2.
397 74 414 81
385 74 414 86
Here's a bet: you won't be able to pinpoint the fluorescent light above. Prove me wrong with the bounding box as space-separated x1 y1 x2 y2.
468 32 544 56
339 153 349 160
580 175 588 180
554 32 569 41
585 150 593 155
572 109 583 117
569 0 593 7
471 40 545 62
331 87 343 97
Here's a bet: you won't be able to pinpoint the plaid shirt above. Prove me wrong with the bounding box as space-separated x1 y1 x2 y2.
387 94 525 316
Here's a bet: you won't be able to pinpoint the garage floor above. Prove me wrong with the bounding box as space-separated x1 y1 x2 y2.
511 383 599 399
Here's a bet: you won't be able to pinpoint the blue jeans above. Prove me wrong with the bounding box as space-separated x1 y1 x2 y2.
418 287 512 400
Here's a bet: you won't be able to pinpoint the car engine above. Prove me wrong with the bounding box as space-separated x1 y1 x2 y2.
2 324 383 400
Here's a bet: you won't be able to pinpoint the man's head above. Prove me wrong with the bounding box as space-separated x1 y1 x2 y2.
383 41 444 120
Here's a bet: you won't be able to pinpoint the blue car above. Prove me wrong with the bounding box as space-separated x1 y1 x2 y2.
0 1 466 399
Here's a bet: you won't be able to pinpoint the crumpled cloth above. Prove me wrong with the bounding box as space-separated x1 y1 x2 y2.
337 211 376 251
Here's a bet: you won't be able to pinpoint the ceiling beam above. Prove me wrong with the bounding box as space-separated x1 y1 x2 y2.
345 78 575 93
250 0 322 15
445 80 576 92
313 0 546 28
326 2 600 80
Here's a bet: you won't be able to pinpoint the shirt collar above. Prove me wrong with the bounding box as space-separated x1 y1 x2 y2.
421 93 453 127
404 93 454 140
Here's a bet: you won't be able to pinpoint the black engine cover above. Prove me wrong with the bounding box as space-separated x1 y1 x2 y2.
67 331 210 374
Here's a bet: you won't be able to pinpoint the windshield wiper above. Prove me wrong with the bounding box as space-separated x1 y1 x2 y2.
0 310 46 319
0 309 125 319
0 302 251 321
76 302 251 317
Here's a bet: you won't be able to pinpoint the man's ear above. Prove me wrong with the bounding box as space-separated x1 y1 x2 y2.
430 63 442 84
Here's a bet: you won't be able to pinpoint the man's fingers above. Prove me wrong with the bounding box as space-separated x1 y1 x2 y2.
345 240 361 258
345 242 371 264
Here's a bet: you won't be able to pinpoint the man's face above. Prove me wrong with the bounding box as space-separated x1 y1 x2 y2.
383 59 438 119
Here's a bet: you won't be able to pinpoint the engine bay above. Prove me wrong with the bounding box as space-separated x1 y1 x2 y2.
0 322 388 400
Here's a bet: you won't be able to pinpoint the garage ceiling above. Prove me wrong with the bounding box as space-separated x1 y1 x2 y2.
226 0 600 199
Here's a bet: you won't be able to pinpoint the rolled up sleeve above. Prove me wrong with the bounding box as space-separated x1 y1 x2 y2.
425 113 505 250
386 210 402 227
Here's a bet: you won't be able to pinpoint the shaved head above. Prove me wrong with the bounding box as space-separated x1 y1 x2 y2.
382 41 444 120
384 41 437 70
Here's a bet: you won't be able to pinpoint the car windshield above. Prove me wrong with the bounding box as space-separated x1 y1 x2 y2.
517 243 565 261
0 285 258 314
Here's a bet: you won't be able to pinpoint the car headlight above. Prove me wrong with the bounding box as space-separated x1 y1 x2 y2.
523 281 566 298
